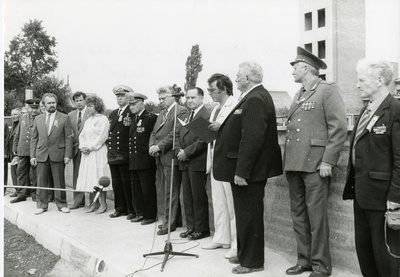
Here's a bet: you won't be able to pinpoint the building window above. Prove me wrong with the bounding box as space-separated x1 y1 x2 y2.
318 9 326 28
304 43 312 53
305 12 312 31
318 40 326 59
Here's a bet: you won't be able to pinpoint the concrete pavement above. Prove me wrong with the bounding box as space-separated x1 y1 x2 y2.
3 190 361 277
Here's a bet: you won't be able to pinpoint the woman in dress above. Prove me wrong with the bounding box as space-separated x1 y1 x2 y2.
76 95 111 214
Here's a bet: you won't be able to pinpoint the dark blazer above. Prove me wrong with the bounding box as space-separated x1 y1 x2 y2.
4 123 10 161
213 85 282 183
343 94 400 211
149 103 187 166
68 108 90 157
129 110 157 170
14 114 35 157
176 106 211 172
30 112 73 162
107 106 134 164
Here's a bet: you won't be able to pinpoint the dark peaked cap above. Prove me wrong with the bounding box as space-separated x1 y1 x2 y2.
290 46 327 70
25 98 41 107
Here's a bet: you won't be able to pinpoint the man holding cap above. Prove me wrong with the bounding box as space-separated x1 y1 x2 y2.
11 98 41 203
108 85 135 219
284 47 347 277
127 92 158 225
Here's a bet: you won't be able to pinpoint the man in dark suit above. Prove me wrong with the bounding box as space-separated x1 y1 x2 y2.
213 61 283 274
7 108 22 196
30 93 73 215
176 87 211 240
108 85 135 219
343 59 400 277
149 86 187 235
127 92 158 225
68 91 89 209
11 99 41 203
284 47 347 277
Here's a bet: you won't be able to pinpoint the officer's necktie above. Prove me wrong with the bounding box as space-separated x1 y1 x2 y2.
188 111 195 122
77 111 82 130
135 115 139 124
46 114 51 135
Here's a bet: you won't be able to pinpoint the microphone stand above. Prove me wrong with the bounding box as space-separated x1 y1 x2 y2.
143 97 198 272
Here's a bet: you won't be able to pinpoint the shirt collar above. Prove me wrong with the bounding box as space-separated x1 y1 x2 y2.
368 91 389 113
191 104 204 115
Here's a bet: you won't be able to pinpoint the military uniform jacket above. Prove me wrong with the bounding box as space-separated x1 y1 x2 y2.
107 106 133 164
176 106 211 172
343 94 400 211
129 110 157 171
149 103 187 167
213 85 283 183
68 109 90 157
284 79 347 172
13 114 35 157
30 112 73 162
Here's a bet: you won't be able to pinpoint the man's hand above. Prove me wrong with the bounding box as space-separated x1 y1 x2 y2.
319 162 333 178
64 157 71 164
80 147 90 155
387 200 400 210
234 175 248 186
149 145 159 156
177 149 188 161
30 158 37 167
208 121 221 132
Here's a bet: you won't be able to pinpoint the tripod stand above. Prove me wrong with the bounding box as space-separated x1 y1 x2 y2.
143 94 198 272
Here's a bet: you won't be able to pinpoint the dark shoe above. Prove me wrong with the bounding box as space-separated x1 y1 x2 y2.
232 265 264 274
179 229 194 238
158 224 163 229
141 218 156 225
229 256 240 264
10 197 26 204
10 192 19 197
188 231 210 240
31 196 36 201
157 227 176 236
109 211 128 218
286 265 312 275
131 215 145 222
309 272 329 277
70 204 84 210
126 213 136 220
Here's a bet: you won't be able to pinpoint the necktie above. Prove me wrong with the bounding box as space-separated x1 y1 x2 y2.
77 111 82 130
46 114 51 135
354 109 371 144
188 111 195 122
117 109 121 116
135 115 139 124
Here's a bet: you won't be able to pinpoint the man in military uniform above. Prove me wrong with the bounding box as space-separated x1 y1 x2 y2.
108 85 135 219
11 99 41 203
284 47 347 277
127 92 158 225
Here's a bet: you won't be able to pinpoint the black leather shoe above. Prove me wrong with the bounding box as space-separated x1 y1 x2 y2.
109 211 128 218
131 215 145 222
141 218 156 225
188 231 210 240
70 204 85 210
309 271 329 277
10 192 18 198
157 227 176 235
179 229 194 238
286 265 312 275
10 197 26 204
158 224 163 229
126 213 136 220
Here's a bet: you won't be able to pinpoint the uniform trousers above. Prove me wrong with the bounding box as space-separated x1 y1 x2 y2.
17 156 37 198
131 168 157 220
181 170 209 232
231 180 266 268
72 151 85 206
286 171 331 274
110 163 134 214
210 171 236 247
36 158 67 210
354 199 400 277
155 162 181 229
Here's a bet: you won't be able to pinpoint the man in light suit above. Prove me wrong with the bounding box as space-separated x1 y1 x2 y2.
213 62 283 274
343 59 400 277
176 87 211 240
30 93 73 215
68 91 89 209
203 73 238 259
284 47 347 277
11 99 41 203
149 86 187 235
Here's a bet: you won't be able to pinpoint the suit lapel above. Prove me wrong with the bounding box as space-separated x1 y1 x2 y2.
78 109 90 134
109 109 120 131
48 112 59 137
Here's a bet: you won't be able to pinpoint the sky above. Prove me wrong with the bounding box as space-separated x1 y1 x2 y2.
2 0 300 109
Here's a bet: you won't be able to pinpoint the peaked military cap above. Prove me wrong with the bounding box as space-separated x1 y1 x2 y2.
290 46 327 70
113 85 133 95
25 98 41 107
126 92 147 103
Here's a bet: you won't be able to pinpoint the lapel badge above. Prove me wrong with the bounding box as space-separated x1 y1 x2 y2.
234 109 242 114
118 115 123 122
54 120 59 128
366 115 379 132
137 119 142 127
373 124 386 135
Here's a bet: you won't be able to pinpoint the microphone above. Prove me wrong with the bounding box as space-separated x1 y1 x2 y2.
91 176 111 204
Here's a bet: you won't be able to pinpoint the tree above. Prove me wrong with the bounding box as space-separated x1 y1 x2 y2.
4 19 58 114
184 44 203 92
